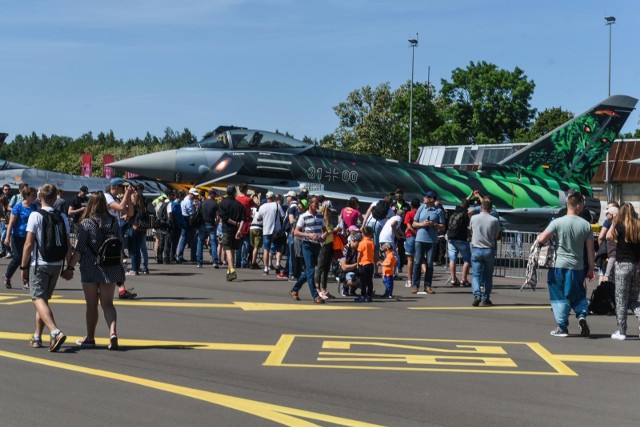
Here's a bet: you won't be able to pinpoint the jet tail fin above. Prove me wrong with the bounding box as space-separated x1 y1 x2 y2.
499 95 637 186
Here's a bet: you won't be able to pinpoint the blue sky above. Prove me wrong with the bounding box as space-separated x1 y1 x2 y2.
1 0 639 143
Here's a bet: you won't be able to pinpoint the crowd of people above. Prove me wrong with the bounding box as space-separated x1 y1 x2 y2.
3 180 640 352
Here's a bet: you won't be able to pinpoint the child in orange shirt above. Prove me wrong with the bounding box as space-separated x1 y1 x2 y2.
378 243 396 298
355 226 375 302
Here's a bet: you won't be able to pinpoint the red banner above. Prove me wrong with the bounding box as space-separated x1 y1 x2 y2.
103 154 115 178
81 153 92 177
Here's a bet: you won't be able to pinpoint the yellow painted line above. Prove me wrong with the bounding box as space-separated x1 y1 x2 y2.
408 306 552 310
527 343 578 376
0 350 383 427
264 334 296 366
554 354 640 364
0 296 16 301
235 302 377 311
0 332 275 352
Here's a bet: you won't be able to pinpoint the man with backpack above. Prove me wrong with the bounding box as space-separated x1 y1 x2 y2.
157 191 175 264
447 199 471 288
20 184 72 352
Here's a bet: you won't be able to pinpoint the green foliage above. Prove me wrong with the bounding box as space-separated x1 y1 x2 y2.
514 107 574 142
438 61 536 144
0 128 197 176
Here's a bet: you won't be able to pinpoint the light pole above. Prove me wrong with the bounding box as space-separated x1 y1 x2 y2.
604 16 615 201
605 16 615 96
408 34 418 163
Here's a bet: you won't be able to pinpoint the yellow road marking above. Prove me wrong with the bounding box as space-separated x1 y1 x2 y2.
0 350 383 427
0 332 275 352
554 354 640 364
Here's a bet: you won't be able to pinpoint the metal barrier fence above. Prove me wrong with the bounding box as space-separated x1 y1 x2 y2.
444 231 538 280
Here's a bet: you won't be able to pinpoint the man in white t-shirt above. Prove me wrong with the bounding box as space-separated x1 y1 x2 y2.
20 184 72 352
105 178 136 299
256 191 285 275
378 211 404 276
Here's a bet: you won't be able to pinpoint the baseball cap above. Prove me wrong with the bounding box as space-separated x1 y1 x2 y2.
285 190 297 197
424 190 437 199
188 187 199 195
110 178 125 186
80 185 89 193
348 225 359 233
265 191 275 199
605 206 619 215
348 233 362 243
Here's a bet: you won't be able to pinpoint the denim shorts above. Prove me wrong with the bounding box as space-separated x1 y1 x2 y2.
404 236 416 256
447 239 471 263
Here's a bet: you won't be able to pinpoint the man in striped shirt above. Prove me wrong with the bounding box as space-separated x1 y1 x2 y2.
289 196 327 304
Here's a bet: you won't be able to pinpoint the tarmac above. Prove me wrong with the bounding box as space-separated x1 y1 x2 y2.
1 254 639 427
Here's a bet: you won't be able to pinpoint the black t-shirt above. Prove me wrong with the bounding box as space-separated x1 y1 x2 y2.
614 223 640 263
71 195 89 223
201 198 219 224
218 197 245 234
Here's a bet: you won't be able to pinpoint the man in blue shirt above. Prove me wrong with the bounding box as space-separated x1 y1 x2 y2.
411 190 445 294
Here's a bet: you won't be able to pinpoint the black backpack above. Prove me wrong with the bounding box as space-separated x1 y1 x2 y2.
588 281 616 315
446 210 467 239
91 219 123 266
36 209 69 262
156 200 172 229
371 200 390 221
189 203 203 228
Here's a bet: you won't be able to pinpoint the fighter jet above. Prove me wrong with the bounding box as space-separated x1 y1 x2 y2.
109 95 637 230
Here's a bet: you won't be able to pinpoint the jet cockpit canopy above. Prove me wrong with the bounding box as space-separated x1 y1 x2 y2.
193 128 311 150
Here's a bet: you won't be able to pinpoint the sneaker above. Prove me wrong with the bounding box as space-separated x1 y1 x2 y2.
461 280 471 288
472 297 481 307
276 273 288 279
578 317 590 337
4 276 11 289
550 327 569 337
126 271 139 276
108 335 119 351
4 253 13 259
289 290 300 301
118 289 137 300
405 281 412 288
197 264 203 269
23 280 29 290
451 278 461 287
353 296 366 303
611 330 626 340
365 296 373 303
228 271 237 281
140 268 150 275
263 266 269 275
213 262 219 269
29 336 42 348
340 287 348 297
482 299 493 307
75 337 96 349
49 332 67 352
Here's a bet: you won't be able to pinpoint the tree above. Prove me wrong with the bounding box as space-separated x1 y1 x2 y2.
436 61 536 145
514 107 574 142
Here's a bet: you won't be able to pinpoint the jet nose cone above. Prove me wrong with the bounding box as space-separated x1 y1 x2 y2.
109 150 178 181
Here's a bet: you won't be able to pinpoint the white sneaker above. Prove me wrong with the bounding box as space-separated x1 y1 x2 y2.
611 331 627 340
404 281 412 288
263 267 269 275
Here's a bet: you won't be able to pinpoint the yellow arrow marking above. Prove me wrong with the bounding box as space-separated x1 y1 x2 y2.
0 350 383 427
